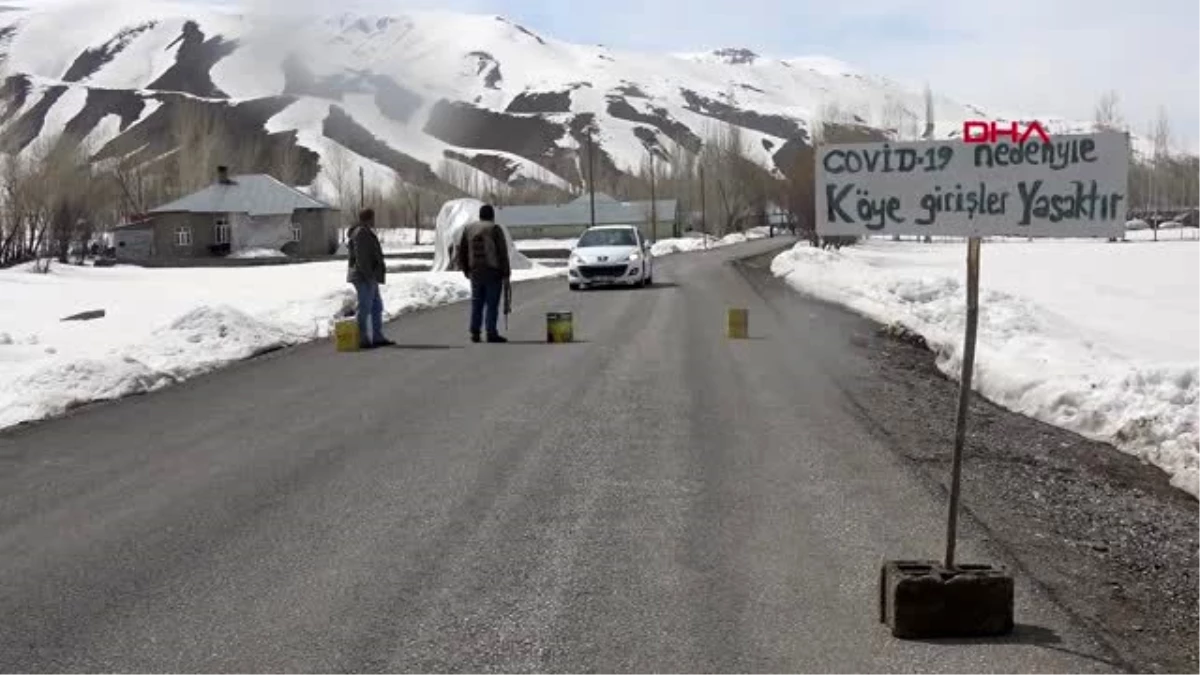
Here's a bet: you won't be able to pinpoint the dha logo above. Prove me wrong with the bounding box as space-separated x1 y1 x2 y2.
962 120 1052 144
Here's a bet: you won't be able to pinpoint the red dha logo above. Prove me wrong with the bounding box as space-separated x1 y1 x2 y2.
962 120 1051 144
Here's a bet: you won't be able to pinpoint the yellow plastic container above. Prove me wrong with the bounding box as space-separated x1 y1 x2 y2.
334 317 360 352
546 311 574 343
727 308 748 339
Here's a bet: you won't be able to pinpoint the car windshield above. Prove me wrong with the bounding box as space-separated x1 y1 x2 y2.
577 228 637 247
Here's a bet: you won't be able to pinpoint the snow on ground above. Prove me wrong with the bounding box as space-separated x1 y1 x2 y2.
335 228 440 253
227 248 288 259
0 261 563 430
651 228 772 256
771 237 1200 496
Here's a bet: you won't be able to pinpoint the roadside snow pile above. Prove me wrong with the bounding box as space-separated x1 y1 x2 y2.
0 261 562 430
336 227 427 253
650 228 771 256
136 306 294 377
227 248 288 259
771 238 1199 497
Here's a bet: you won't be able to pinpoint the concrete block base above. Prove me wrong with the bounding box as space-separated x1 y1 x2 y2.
879 560 1015 639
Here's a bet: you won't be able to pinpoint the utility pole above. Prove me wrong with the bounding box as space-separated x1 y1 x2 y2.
649 149 657 243
358 166 364 210
587 130 596 228
699 164 707 250
414 192 421 245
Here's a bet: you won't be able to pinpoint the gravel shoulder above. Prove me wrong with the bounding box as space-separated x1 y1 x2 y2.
736 246 1199 675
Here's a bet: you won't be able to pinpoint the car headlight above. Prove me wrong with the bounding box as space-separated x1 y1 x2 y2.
628 252 640 261
569 254 583 266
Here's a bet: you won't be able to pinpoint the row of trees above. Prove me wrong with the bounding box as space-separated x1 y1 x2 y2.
2 86 1192 268
1095 91 1199 213
0 98 318 268
0 138 116 269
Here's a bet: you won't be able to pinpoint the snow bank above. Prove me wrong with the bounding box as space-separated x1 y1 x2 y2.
228 247 288 259
336 227 431 254
0 261 562 430
650 228 770 256
771 239 1199 497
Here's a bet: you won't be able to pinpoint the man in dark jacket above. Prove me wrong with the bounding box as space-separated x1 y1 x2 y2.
456 203 511 343
347 208 394 349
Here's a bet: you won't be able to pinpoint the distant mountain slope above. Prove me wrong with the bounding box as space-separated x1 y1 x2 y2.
0 0 1149 199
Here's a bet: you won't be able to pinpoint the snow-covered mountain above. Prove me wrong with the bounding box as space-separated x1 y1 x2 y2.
0 0 1145 198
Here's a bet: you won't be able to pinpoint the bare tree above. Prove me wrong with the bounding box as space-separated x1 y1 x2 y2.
169 99 230 195
1151 106 1172 240
437 157 493 198
0 149 44 267
878 94 908 140
810 101 848 146
272 139 305 187
696 121 768 235
922 82 935 140
321 142 357 216
1094 90 1125 132
0 134 95 270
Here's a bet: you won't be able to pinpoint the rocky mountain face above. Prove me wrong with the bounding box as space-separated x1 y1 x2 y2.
0 0 1111 201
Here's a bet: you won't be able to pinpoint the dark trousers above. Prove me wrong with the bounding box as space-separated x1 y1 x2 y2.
470 275 503 336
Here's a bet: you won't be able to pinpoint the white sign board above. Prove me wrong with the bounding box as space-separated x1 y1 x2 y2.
814 131 1130 237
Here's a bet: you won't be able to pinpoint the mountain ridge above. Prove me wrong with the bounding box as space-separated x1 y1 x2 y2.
0 0 1154 203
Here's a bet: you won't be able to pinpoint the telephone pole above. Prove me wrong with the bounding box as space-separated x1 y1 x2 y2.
358 166 364 210
587 130 596 228
699 164 707 250
648 149 657 243
414 192 421 245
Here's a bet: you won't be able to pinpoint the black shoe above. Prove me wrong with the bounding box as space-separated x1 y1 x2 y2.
358 342 377 350
373 338 396 348
470 333 481 343
486 334 508 343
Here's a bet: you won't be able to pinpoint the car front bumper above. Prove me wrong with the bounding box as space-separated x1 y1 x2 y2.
570 262 643 285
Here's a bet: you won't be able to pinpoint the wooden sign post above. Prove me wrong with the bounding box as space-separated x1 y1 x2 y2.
813 130 1130 639
944 236 980 569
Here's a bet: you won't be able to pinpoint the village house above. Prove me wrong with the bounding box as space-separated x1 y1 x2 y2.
113 166 339 262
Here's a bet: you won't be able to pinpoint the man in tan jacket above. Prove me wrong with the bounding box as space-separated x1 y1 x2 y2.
456 203 512 343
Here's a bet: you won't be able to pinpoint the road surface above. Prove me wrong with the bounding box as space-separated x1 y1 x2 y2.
0 238 1118 672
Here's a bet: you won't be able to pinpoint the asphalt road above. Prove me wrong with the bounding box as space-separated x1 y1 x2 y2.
0 238 1118 673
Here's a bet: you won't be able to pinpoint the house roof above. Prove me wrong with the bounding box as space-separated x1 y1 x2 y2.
495 198 678 229
149 174 336 216
113 221 155 231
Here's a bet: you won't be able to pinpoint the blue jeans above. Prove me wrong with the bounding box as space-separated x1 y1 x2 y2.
470 277 503 336
353 280 385 345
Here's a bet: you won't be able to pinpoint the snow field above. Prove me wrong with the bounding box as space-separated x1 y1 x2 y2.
770 237 1199 496
0 262 564 430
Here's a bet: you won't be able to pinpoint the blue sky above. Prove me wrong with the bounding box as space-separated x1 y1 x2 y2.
405 0 1200 153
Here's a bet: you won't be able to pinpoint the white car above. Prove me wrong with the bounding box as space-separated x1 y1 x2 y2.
567 225 654 290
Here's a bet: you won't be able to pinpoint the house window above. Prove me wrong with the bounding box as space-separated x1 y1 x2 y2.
214 217 230 245
175 225 193 247
291 222 302 242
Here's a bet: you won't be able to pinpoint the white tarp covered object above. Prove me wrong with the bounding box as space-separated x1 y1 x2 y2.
431 198 532 272
232 213 292 252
